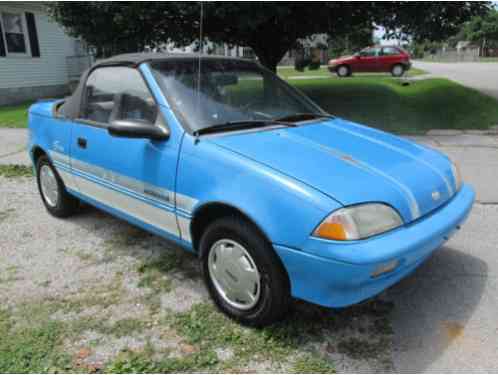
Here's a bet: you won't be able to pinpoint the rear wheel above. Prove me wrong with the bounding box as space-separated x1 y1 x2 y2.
391 64 405 77
200 216 290 326
36 155 79 217
336 65 350 78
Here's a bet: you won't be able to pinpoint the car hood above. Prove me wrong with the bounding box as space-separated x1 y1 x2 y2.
331 55 353 63
210 118 457 223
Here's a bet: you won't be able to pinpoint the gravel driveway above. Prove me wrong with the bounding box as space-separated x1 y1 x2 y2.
414 61 498 100
1 129 497 372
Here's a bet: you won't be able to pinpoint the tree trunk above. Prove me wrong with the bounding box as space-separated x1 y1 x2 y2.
252 42 291 73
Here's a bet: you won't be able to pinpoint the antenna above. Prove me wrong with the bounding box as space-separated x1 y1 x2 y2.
196 0 204 133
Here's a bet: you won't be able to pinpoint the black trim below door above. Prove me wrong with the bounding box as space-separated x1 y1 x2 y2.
25 12 40 57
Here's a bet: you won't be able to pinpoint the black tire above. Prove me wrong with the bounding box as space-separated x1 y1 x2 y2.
200 216 290 326
36 155 79 218
391 64 405 77
336 65 350 77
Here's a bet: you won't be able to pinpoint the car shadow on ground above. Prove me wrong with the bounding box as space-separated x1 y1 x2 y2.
387 246 488 372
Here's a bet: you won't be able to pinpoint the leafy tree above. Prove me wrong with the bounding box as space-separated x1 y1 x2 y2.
463 9 498 50
47 2 192 57
48 2 490 71
327 28 374 58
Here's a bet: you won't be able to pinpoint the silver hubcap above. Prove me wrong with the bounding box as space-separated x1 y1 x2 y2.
393 66 403 76
338 66 348 76
40 165 59 207
208 239 261 310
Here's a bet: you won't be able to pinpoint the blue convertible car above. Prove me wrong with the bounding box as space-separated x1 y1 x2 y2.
28 53 474 325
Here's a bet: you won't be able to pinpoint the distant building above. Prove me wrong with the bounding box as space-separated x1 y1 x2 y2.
150 41 255 60
456 41 479 53
0 2 92 105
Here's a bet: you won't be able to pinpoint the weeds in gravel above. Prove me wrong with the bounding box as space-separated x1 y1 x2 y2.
0 164 33 178
106 318 148 338
0 308 72 373
291 354 336 373
137 254 181 292
0 208 15 223
105 347 219 373
173 302 332 370
0 265 22 284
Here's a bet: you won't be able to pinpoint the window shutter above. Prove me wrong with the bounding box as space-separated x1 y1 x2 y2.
0 20 5 57
25 12 40 57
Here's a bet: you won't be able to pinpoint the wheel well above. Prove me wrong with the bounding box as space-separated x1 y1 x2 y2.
32 146 47 165
190 203 270 253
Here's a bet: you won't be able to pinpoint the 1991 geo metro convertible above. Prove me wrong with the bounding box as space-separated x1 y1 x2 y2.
28 53 475 326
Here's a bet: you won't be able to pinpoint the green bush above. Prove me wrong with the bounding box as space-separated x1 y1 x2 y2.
294 56 310 72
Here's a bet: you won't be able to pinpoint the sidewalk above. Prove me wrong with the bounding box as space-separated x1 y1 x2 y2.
0 128 30 165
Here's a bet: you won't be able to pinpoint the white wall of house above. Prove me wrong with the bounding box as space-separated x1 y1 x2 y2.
0 2 82 104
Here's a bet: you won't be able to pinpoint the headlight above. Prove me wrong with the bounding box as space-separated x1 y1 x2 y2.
450 161 462 192
313 203 403 241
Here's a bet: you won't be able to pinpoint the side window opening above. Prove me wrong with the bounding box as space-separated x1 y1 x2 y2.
81 66 158 126
381 47 400 56
360 47 379 57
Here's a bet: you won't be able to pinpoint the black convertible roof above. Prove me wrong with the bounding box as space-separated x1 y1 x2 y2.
62 53 254 119
94 52 250 68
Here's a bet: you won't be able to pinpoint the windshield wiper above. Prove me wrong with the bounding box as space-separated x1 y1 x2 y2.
274 113 335 123
193 120 296 136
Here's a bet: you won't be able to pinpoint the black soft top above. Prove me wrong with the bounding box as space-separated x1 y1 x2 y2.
94 52 249 68
62 53 254 119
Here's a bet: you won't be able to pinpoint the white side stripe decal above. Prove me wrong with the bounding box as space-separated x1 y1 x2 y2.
49 150 195 242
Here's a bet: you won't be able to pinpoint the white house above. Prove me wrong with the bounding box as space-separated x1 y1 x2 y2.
0 2 90 105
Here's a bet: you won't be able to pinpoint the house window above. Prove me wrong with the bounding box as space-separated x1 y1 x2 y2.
1 12 27 54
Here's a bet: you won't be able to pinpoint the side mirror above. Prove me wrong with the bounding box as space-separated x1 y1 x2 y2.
108 119 169 140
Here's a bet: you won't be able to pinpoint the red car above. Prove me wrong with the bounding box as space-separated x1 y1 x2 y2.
328 46 411 77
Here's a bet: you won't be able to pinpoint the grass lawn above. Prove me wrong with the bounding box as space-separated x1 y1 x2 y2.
288 76 498 134
277 66 428 79
0 102 31 128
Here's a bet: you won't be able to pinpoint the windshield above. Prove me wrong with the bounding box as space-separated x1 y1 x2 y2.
150 58 325 132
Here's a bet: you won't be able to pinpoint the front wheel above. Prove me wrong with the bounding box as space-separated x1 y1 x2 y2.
200 216 290 326
391 64 405 77
336 65 350 77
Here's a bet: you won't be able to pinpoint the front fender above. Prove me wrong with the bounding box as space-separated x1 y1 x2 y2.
175 135 341 249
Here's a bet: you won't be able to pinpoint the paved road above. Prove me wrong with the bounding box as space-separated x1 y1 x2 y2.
390 134 498 372
414 61 498 100
2 129 498 372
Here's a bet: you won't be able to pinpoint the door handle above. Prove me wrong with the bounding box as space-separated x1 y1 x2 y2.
77 137 87 149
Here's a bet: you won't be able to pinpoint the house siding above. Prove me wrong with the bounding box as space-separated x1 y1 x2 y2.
0 2 78 104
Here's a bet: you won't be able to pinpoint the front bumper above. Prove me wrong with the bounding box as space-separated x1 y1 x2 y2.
274 184 475 308
327 64 338 73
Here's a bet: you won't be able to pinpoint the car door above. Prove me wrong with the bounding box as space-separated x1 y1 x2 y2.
70 66 181 239
380 46 402 72
354 47 380 72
